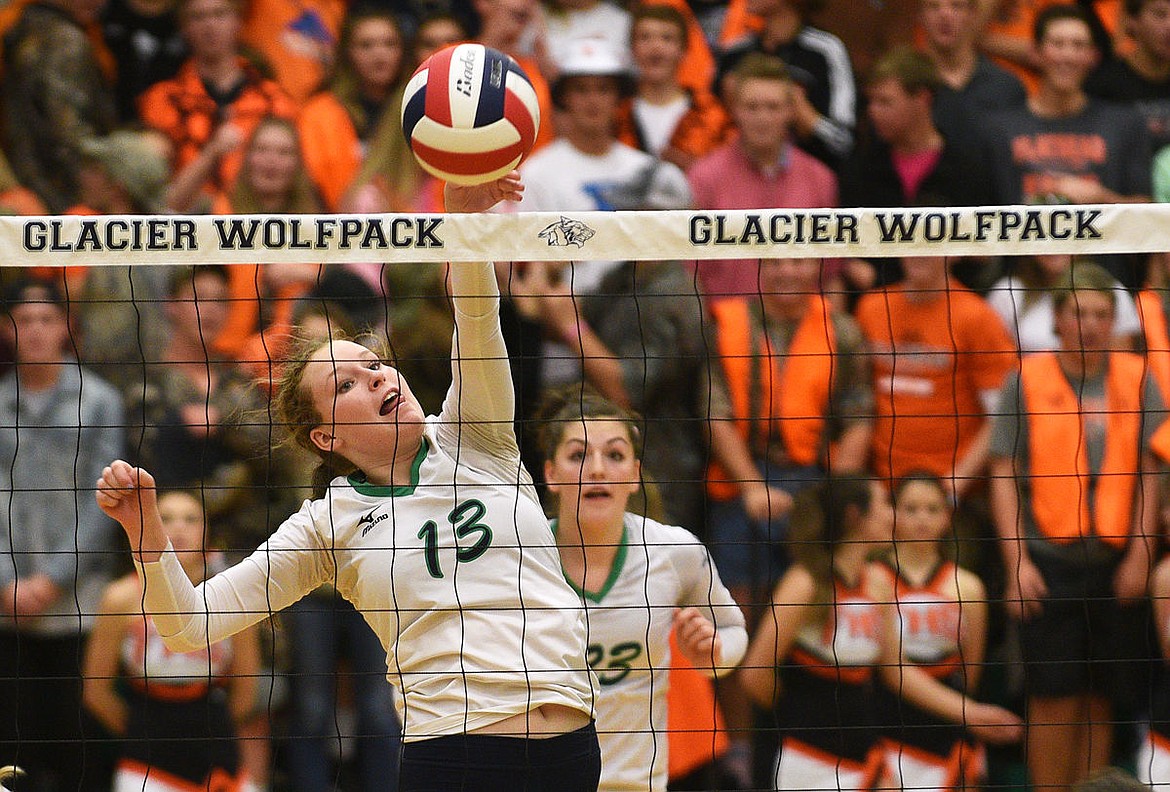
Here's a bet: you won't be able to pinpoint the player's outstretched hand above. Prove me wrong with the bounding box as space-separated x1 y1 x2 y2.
445 171 524 214
96 460 167 562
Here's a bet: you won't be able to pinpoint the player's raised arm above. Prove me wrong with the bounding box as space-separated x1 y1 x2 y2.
439 172 526 439
442 171 522 314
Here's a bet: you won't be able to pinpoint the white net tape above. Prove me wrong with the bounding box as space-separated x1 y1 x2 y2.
6 202 1161 266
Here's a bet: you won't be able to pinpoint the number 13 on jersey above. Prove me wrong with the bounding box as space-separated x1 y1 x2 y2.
416 499 494 578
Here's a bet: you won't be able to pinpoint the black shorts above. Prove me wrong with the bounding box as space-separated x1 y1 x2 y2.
399 722 601 792
1018 553 1153 698
119 685 239 785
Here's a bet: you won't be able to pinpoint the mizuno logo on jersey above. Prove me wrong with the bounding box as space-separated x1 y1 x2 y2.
359 508 389 537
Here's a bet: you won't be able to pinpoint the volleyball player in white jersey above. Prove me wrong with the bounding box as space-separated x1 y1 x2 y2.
537 388 747 792
96 174 603 792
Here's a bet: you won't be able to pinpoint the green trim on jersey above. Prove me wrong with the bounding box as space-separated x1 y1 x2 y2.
551 516 630 603
347 437 430 497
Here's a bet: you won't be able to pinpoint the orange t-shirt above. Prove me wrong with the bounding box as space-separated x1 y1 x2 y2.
855 283 1017 482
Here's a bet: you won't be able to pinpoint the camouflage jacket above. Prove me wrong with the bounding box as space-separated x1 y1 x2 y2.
2 1 116 211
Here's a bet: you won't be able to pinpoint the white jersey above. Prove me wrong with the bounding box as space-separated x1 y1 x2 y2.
560 513 747 792
134 261 598 741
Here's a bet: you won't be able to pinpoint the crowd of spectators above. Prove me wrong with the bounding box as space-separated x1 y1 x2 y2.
2 0 1170 790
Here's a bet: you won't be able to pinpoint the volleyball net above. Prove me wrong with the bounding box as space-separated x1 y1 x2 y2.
0 202 1166 792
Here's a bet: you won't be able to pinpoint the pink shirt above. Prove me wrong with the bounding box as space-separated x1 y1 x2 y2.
686 141 838 299
892 148 943 203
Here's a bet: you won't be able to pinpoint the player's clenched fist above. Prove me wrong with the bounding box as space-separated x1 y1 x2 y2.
95 460 167 562
673 606 725 671
95 459 155 517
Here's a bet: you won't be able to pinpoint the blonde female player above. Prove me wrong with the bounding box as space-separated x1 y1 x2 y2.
537 388 747 792
83 490 262 792
871 472 1022 792
96 174 602 792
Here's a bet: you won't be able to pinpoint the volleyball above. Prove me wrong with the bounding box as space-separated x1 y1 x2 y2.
401 43 541 186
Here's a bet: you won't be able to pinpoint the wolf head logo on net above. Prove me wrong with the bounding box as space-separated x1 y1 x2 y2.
539 217 595 248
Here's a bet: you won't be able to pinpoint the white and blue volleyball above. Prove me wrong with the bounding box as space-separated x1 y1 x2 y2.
401 43 541 185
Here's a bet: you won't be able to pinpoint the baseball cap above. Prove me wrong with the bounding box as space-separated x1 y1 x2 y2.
551 38 635 107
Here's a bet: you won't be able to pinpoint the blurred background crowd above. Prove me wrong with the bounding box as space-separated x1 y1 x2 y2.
2 0 1170 790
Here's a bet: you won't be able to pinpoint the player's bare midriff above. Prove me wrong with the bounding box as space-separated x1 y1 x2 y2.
470 704 592 738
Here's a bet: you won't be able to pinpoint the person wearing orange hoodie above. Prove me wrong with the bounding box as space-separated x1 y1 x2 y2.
239 0 345 106
616 3 729 171
298 6 412 211
139 0 296 197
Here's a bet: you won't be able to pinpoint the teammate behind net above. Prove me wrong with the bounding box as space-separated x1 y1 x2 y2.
536 386 748 792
